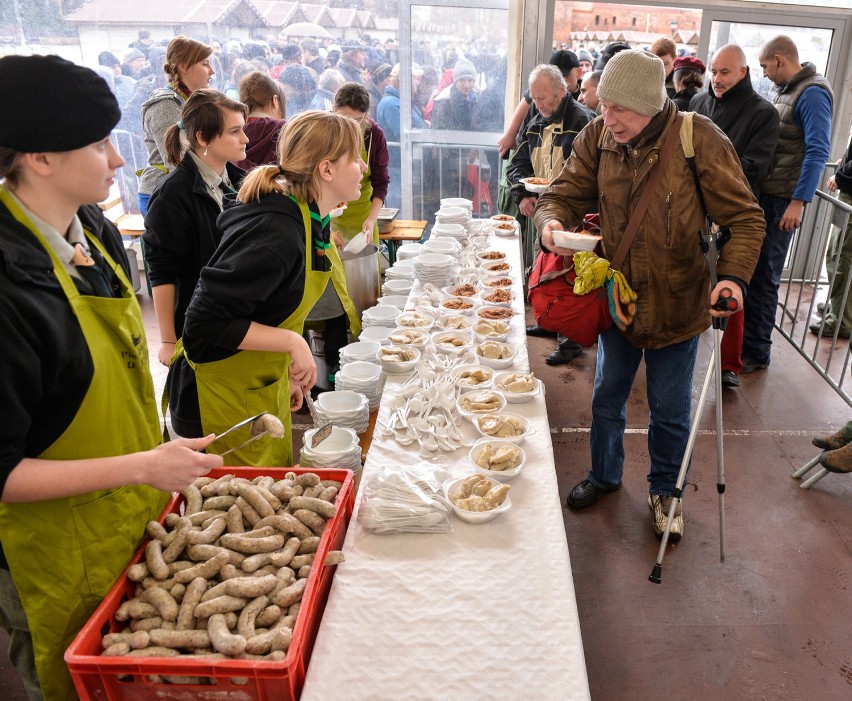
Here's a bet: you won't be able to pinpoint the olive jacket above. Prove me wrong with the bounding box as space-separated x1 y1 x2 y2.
534 101 766 349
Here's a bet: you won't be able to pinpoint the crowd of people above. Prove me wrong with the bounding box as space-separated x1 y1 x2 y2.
0 24 847 698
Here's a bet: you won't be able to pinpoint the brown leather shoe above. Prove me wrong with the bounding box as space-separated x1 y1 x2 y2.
819 443 852 473
812 430 851 451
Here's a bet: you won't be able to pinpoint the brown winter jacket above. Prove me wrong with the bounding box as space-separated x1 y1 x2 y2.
534 101 766 349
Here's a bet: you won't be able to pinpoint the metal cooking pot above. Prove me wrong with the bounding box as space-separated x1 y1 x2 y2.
340 243 380 316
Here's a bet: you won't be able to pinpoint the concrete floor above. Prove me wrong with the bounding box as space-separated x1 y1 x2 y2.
3 291 852 700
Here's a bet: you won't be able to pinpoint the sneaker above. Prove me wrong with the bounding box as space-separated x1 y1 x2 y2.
648 494 683 542
809 320 852 338
721 370 739 388
819 443 852 473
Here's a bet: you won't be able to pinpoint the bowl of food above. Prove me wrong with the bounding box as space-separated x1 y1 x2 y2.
475 340 518 369
439 296 477 316
431 329 474 355
492 221 518 237
480 260 512 275
472 412 533 445
396 311 435 330
473 318 511 343
552 229 603 252
329 202 347 218
476 250 507 264
479 287 514 308
435 314 474 332
490 213 517 225
387 327 429 351
442 474 512 523
476 305 515 323
378 344 421 373
442 283 479 298
520 176 550 194
456 389 506 421
481 275 514 289
468 439 526 481
451 363 495 392
493 371 542 404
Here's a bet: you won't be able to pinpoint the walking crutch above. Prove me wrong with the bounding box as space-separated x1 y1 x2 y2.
649 226 736 584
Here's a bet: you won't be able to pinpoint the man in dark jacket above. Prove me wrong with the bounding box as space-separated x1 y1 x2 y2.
508 64 595 365
812 135 852 339
690 43 780 387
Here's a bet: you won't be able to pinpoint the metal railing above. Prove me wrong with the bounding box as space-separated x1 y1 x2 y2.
777 178 852 407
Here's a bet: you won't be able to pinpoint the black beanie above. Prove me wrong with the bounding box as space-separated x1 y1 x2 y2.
0 54 121 152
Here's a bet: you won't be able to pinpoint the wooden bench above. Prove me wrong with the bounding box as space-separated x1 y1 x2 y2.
379 219 427 265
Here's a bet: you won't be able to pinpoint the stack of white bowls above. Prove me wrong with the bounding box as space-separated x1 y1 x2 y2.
358 326 393 345
421 237 461 259
313 390 370 435
384 261 415 280
334 360 384 410
430 222 467 243
339 341 380 367
361 304 401 329
299 426 362 471
396 243 422 261
377 295 409 309
435 205 471 230
440 197 473 213
413 252 455 287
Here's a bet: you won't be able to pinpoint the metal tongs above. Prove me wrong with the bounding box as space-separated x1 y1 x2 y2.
205 412 282 456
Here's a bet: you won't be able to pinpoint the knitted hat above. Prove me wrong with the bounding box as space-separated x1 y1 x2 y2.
673 56 706 73
390 62 423 78
549 49 580 75
0 55 120 152
453 58 477 82
594 41 631 70
125 48 145 63
371 62 393 84
596 50 666 116
577 49 594 65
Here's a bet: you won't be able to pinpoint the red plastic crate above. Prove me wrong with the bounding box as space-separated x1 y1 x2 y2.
65 467 353 700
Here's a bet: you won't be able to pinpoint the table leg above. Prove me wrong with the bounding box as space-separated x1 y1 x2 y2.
386 241 398 267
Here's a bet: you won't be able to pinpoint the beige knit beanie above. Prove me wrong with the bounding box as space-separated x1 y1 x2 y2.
596 50 667 116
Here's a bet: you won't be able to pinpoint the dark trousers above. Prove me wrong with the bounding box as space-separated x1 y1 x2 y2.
743 194 794 365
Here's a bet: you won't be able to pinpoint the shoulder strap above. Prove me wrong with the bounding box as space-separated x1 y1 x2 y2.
680 112 709 219
610 113 683 270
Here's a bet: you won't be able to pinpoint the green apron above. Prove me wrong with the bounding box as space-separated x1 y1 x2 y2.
0 187 167 701
186 199 332 467
331 140 378 244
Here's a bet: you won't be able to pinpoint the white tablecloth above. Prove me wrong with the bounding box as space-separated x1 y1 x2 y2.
302 228 590 701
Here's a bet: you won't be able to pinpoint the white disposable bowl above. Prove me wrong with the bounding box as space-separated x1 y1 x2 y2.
382 278 413 295
472 411 533 445
443 476 512 524
377 295 410 309
481 275 514 289
479 260 513 276
439 296 477 316
468 439 527 481
456 390 507 421
478 289 514 309
490 214 517 225
337 360 383 384
416 252 454 267
396 311 435 330
492 221 519 237
431 329 474 355
385 261 415 279
475 341 518 369
340 341 380 363
435 314 474 332
472 319 511 344
379 345 421 374
451 363 495 393
358 326 392 345
552 230 602 252
387 327 429 351
493 371 543 404
442 283 479 299
441 197 473 210
476 306 516 324
362 305 401 325
395 243 422 260
432 223 466 238
314 389 369 415
302 425 359 455
422 238 460 256
476 250 508 265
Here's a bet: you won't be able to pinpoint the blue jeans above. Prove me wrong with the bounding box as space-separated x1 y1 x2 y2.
588 327 699 495
742 194 793 365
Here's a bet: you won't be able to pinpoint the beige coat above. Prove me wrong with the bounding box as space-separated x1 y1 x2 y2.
534 102 766 349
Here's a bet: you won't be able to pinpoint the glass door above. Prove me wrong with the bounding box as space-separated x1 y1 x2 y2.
392 0 510 223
